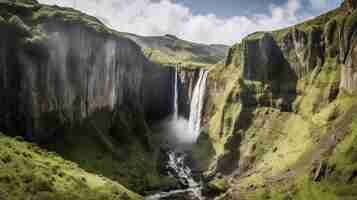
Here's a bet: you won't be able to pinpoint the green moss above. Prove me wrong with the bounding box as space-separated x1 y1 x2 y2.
207 178 228 193
245 32 266 41
32 5 113 34
143 48 212 69
45 110 177 194
328 113 357 180
0 16 5 24
8 15 31 35
191 131 216 171
0 134 142 200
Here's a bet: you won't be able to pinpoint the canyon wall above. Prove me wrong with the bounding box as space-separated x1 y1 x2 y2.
0 1 181 193
0 2 176 141
201 1 357 199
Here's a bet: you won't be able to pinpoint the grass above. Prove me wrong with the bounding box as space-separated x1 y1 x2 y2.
0 133 143 200
205 7 357 200
143 48 213 69
43 110 180 194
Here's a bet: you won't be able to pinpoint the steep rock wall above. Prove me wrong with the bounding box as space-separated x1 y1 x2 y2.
0 12 176 141
0 19 147 139
0 1 178 193
177 68 202 119
201 1 357 199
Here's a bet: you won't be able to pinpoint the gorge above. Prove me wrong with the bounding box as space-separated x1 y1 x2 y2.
1 0 357 200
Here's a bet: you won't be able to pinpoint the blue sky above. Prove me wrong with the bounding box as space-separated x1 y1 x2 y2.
38 0 342 45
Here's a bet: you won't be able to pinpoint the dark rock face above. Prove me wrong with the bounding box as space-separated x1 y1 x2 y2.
340 10 357 92
0 18 174 140
239 33 297 111
143 64 174 124
281 27 324 79
143 66 204 124
241 33 285 82
177 69 201 119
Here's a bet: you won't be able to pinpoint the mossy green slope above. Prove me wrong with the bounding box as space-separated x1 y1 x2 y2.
199 1 357 199
0 133 143 200
124 34 229 68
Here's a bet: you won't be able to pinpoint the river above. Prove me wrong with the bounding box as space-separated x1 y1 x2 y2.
145 150 203 200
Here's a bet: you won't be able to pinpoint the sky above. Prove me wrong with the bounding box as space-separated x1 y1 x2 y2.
37 0 342 45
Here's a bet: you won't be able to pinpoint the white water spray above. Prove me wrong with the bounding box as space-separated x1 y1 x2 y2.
146 151 202 200
156 68 208 147
173 68 179 120
188 69 208 141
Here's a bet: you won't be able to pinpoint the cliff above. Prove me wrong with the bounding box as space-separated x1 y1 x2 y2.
200 0 357 199
0 0 179 195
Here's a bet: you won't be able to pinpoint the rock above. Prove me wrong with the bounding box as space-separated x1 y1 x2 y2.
241 33 285 82
206 178 228 194
340 23 357 93
0 13 177 140
343 0 357 13
160 191 201 200
8 15 31 36
273 146 278 152
311 161 327 182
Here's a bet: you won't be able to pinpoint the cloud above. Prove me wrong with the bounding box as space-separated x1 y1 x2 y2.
37 0 338 45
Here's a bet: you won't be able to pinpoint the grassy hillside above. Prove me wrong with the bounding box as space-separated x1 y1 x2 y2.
123 33 229 68
0 133 143 200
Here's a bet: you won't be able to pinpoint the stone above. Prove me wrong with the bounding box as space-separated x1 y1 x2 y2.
344 0 357 12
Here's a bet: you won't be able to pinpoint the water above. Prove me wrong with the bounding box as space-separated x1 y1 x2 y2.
145 150 203 200
188 69 208 141
173 68 179 120
145 68 209 199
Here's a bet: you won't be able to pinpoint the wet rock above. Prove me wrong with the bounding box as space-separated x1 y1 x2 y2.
160 191 201 200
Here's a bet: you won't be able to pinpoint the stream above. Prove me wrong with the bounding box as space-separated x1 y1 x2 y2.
145 150 203 200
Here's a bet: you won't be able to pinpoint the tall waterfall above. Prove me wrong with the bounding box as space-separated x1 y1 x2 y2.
173 68 179 120
166 68 208 146
188 69 208 141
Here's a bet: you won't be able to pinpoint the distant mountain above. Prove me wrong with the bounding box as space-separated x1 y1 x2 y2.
122 33 229 67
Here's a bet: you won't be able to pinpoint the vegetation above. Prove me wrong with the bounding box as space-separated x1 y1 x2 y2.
202 2 357 200
143 48 214 69
0 1 179 195
0 133 142 200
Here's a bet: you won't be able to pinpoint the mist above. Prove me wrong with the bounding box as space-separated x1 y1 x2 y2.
154 116 197 150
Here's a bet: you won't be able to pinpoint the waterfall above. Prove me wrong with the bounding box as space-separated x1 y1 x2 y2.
173 68 179 120
188 69 208 141
145 150 202 200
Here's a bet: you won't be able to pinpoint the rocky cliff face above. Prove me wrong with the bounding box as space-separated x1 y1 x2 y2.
200 1 357 199
176 68 203 119
0 0 181 194
0 0 177 140
340 2 357 92
0 20 146 139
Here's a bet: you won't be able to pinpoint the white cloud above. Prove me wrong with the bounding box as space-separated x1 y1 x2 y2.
37 0 336 45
